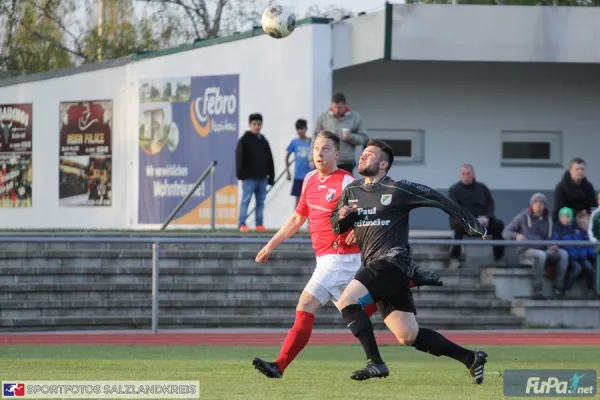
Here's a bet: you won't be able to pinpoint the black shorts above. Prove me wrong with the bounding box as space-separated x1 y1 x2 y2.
354 259 417 319
291 179 303 197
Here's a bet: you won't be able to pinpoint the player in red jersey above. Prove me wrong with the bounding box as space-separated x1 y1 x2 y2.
251 131 441 379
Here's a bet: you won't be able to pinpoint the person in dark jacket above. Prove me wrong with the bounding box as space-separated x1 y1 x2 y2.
235 113 275 232
552 158 596 221
551 207 593 293
447 164 505 267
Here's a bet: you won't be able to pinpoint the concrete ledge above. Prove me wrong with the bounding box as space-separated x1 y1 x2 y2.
481 265 598 301
512 299 600 329
0 314 524 332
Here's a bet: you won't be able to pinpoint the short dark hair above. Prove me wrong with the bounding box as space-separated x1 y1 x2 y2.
249 113 263 124
570 157 586 167
315 130 340 151
366 139 394 172
331 92 346 104
295 119 307 130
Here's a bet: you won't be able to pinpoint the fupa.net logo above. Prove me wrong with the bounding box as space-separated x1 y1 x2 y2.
526 373 594 395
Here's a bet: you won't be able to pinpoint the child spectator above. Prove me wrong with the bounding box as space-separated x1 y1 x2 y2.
588 192 600 242
552 207 594 293
285 119 311 207
575 211 597 291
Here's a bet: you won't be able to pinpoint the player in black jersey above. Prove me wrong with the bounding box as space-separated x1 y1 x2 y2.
330 139 489 384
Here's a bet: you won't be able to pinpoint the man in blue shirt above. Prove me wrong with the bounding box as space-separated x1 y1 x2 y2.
285 119 312 206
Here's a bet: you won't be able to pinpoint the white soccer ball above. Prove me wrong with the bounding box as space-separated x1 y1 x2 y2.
261 5 296 39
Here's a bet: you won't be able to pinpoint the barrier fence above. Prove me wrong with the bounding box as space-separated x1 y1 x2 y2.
0 235 598 332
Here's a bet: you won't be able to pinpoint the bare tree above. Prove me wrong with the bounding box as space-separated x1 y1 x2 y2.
136 0 267 41
304 4 355 20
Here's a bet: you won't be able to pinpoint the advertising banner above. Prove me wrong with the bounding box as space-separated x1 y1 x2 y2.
59 100 112 207
138 75 239 226
0 103 33 208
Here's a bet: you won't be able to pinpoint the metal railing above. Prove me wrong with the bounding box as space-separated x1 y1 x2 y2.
160 160 218 231
0 235 598 332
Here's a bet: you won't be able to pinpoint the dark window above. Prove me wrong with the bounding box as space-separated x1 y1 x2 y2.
502 141 551 160
386 139 412 157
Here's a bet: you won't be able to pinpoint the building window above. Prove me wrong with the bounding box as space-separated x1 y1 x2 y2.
369 129 424 164
500 131 562 167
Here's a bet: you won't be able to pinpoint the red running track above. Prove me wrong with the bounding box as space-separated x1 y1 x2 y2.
1 332 599 346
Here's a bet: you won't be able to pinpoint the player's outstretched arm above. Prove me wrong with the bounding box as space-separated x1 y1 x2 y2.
400 180 486 238
330 191 359 235
256 213 308 263
268 213 307 249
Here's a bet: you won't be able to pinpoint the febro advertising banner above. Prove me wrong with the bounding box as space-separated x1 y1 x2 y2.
138 75 239 225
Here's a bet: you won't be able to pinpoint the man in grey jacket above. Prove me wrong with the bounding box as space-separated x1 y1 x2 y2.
502 193 569 299
308 92 368 173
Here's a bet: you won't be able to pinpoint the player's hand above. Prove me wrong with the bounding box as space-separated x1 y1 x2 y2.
339 204 358 219
255 245 273 263
345 229 356 245
286 171 291 181
516 234 526 241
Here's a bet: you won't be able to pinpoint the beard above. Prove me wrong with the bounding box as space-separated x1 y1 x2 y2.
358 163 378 177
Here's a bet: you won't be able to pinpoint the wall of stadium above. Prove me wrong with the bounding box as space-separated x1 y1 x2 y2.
333 60 600 229
0 22 332 230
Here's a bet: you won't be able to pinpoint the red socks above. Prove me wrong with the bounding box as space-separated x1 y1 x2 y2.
273 304 381 372
364 302 378 317
274 310 315 372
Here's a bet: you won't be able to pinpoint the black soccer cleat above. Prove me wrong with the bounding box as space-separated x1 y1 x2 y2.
252 357 283 379
412 265 443 287
350 361 389 381
468 350 488 384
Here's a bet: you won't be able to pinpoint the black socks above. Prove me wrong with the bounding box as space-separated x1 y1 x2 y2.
412 327 475 367
341 304 384 364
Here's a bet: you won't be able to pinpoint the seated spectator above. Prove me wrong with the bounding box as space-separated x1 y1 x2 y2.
574 210 598 291
588 192 600 243
552 157 596 221
551 207 593 293
448 164 504 268
502 193 569 299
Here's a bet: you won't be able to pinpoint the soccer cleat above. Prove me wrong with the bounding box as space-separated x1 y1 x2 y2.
412 265 443 287
468 350 488 384
350 361 389 381
252 358 283 379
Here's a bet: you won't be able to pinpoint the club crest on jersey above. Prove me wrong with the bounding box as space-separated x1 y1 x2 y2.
381 194 392 205
326 188 336 201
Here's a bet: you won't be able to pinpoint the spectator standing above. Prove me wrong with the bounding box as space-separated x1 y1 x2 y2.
308 92 368 174
502 193 569 299
448 164 505 268
285 119 311 207
552 158 596 221
235 113 275 232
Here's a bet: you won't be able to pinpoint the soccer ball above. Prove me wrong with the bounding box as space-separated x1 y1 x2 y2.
261 5 296 39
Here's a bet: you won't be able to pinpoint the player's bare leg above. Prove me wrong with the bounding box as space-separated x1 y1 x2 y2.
384 311 488 384
338 280 389 381
253 289 379 379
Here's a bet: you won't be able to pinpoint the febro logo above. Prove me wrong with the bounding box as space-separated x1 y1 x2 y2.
189 75 239 137
504 369 597 397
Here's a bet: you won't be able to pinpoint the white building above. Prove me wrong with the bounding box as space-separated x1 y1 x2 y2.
0 3 598 230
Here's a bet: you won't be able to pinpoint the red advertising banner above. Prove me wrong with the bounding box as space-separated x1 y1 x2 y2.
0 103 33 208
59 100 112 207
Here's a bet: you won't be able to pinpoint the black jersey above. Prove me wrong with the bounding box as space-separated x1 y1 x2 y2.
330 176 486 268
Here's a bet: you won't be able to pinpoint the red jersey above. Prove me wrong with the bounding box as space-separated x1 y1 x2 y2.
295 168 360 257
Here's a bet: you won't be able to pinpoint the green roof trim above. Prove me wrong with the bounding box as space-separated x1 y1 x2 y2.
132 17 333 62
384 1 393 60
